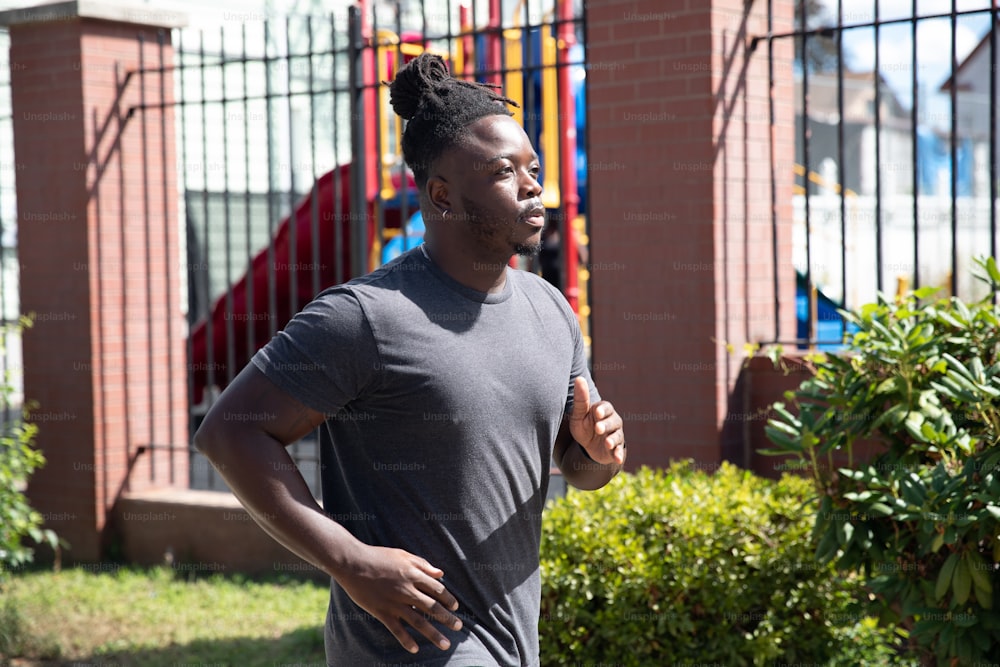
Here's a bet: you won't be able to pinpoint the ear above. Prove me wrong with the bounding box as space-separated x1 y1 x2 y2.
426 175 452 217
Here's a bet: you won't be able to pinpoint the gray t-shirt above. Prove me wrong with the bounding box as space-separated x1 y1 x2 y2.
252 246 599 666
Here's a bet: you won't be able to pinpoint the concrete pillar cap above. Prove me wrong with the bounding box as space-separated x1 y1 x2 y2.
0 0 187 29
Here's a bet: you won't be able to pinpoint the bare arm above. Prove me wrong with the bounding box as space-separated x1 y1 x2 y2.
552 377 625 491
194 364 462 654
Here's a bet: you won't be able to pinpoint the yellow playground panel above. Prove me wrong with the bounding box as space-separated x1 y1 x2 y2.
372 10 590 341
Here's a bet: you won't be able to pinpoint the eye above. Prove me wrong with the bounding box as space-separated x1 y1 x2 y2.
496 166 514 176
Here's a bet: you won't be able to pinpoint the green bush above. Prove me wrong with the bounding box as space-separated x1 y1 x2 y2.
764 259 1000 664
0 319 61 580
538 461 907 666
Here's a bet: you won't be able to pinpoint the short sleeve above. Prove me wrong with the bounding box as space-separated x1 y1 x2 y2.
251 287 380 416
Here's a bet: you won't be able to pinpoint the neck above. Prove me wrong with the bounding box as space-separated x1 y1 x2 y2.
422 233 511 294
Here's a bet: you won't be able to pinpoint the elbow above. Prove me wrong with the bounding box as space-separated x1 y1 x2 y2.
192 412 224 460
563 470 615 492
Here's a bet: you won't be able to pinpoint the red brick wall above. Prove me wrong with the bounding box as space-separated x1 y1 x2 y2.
585 1 796 468
10 12 186 561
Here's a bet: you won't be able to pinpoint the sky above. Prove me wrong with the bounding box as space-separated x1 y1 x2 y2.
817 0 995 125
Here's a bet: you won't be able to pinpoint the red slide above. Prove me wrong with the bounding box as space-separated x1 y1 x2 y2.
189 165 412 406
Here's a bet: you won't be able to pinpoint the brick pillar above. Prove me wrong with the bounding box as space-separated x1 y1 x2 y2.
585 2 796 468
2 2 187 561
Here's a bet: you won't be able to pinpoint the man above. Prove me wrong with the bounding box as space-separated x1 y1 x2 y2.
194 52 625 666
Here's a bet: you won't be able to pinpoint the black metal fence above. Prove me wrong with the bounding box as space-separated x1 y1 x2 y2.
6 2 995 489
763 2 998 346
117 1 587 496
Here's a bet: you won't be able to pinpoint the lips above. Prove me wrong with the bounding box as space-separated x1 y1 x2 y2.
522 206 545 228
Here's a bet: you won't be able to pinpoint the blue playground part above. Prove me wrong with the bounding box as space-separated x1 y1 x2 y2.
795 273 859 350
382 210 425 264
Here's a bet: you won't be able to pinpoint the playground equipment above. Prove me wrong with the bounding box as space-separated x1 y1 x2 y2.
189 1 587 406
189 166 413 405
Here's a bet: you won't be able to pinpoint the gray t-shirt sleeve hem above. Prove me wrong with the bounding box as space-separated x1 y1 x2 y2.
250 287 381 416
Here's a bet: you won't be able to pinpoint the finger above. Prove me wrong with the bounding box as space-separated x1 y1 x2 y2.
417 594 463 631
593 409 623 437
415 577 462 620
383 617 421 654
410 555 445 579
581 429 624 465
571 376 591 421
402 606 453 651
602 430 625 460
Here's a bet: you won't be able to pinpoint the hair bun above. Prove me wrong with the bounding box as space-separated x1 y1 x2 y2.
388 52 452 120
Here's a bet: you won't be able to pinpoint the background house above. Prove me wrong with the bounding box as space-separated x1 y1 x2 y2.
940 27 998 200
795 69 912 198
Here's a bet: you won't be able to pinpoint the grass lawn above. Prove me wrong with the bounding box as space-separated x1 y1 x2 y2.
0 565 329 667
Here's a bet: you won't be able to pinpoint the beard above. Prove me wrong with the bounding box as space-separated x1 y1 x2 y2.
459 194 542 257
513 241 542 257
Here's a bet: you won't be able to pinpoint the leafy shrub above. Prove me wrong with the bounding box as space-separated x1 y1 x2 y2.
0 319 61 578
764 259 1000 664
0 418 60 577
538 461 907 666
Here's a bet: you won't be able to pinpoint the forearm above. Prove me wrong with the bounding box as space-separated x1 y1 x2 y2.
195 426 363 578
553 427 620 491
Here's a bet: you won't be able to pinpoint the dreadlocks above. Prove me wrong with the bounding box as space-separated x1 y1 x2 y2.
388 52 519 187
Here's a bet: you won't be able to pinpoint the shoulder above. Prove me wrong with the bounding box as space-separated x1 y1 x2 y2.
511 269 577 317
292 284 368 333
309 249 426 318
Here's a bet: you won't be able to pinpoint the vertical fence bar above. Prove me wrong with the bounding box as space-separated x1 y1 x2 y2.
394 2 407 252
242 23 256 357
835 0 847 334
991 2 998 286
911 1 920 289
367 3 379 271
286 16 298 318
800 0 814 343
221 26 237 394
874 2 883 294
488 0 501 85
767 0 780 342
349 5 368 279
0 45 9 423
497 0 507 92
115 62 134 483
446 0 455 74
403 2 414 245
332 12 344 285
265 20 278 337
198 32 216 488
466 0 476 80
307 15 321 301
284 17 303 474
0 33 7 425
139 34 157 481
307 15 322 496
179 30 195 453
522 0 536 146
949 1 958 297
92 103 112 484
158 30 176 483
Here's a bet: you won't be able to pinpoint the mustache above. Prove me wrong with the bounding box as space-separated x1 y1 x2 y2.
518 200 545 218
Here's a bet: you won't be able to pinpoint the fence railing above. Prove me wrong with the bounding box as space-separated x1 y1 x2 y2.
770 3 999 345
121 1 587 495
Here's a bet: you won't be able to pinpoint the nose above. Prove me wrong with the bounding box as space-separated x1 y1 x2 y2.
521 168 542 200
